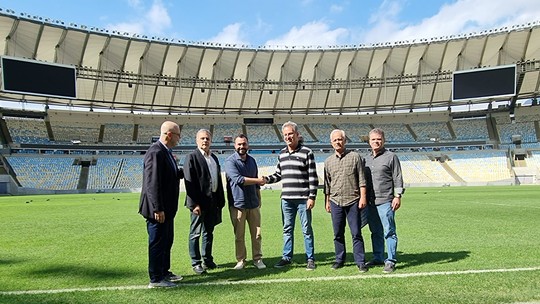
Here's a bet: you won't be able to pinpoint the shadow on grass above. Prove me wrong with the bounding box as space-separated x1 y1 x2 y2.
183 250 471 283
0 257 27 266
183 252 339 284
397 250 471 269
24 264 139 281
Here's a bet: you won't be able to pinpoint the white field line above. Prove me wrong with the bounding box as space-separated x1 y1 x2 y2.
1 266 539 296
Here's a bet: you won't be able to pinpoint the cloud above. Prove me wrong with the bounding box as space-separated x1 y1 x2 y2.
106 0 171 35
126 0 142 8
362 0 540 44
145 0 171 33
265 20 349 47
207 23 249 45
330 4 344 13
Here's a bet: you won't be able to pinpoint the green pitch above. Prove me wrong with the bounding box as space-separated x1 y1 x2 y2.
0 186 539 303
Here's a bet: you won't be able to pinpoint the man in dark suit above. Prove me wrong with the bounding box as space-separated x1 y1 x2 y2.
139 121 183 288
184 129 225 275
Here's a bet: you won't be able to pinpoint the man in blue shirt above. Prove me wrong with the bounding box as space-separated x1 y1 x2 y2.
225 134 267 270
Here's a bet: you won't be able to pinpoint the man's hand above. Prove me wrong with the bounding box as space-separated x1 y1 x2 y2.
391 197 401 211
193 205 201 216
359 196 367 209
306 198 315 210
325 201 331 213
154 211 165 223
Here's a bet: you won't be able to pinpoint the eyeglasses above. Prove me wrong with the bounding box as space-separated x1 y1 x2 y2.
164 132 180 137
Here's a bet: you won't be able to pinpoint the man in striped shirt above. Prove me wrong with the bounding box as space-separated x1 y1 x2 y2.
264 121 319 271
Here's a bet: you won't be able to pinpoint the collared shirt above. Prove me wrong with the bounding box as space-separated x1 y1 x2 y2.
364 148 404 205
324 149 366 207
198 148 218 193
266 144 318 200
225 151 260 209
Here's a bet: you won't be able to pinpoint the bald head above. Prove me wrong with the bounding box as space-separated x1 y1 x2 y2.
160 121 180 148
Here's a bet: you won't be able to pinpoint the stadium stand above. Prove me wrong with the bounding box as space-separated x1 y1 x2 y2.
528 151 540 171
398 153 455 185
179 123 211 145
1 11 540 193
4 117 50 144
114 157 144 189
450 118 490 141
409 121 453 142
496 121 537 144
308 123 336 143
296 124 317 143
444 151 513 184
50 120 100 144
6 155 80 190
136 124 158 144
87 157 122 189
372 123 415 143
336 123 372 143
102 123 135 144
212 123 244 144
245 124 280 144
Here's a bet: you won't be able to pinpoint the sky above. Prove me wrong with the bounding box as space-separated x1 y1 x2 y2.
2 0 540 48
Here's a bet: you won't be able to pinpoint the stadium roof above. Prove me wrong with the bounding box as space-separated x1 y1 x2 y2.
0 11 539 115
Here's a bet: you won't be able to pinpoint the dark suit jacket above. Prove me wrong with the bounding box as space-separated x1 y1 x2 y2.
139 141 183 220
183 149 225 224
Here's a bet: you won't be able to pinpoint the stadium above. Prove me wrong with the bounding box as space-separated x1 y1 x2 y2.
0 6 539 304
1 10 540 195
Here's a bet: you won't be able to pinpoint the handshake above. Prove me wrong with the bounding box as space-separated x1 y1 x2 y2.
255 176 268 186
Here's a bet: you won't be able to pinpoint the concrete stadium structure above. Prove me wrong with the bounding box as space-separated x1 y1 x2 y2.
0 9 539 195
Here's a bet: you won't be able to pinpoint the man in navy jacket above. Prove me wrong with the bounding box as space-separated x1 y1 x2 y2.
139 121 183 288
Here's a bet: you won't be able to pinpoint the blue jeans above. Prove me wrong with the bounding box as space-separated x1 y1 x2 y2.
281 199 314 261
330 201 366 266
367 202 398 263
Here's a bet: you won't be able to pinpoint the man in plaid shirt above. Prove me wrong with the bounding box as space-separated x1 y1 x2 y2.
324 129 368 272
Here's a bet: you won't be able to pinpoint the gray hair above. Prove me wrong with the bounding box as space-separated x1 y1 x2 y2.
369 128 385 140
330 129 346 141
196 128 212 138
281 121 298 132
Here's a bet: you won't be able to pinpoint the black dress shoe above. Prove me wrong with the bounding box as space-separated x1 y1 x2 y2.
204 261 217 270
331 262 344 270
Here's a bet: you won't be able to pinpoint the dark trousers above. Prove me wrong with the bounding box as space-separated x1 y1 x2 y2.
330 201 366 266
188 210 217 266
147 218 174 283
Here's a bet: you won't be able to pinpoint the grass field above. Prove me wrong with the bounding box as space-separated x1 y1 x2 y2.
0 186 539 303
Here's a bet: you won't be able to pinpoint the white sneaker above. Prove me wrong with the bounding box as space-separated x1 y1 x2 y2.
253 259 266 269
148 280 177 288
233 261 246 270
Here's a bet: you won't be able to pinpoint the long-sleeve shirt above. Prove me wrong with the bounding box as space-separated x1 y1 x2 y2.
265 144 318 200
225 152 260 209
323 149 366 206
364 147 404 205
